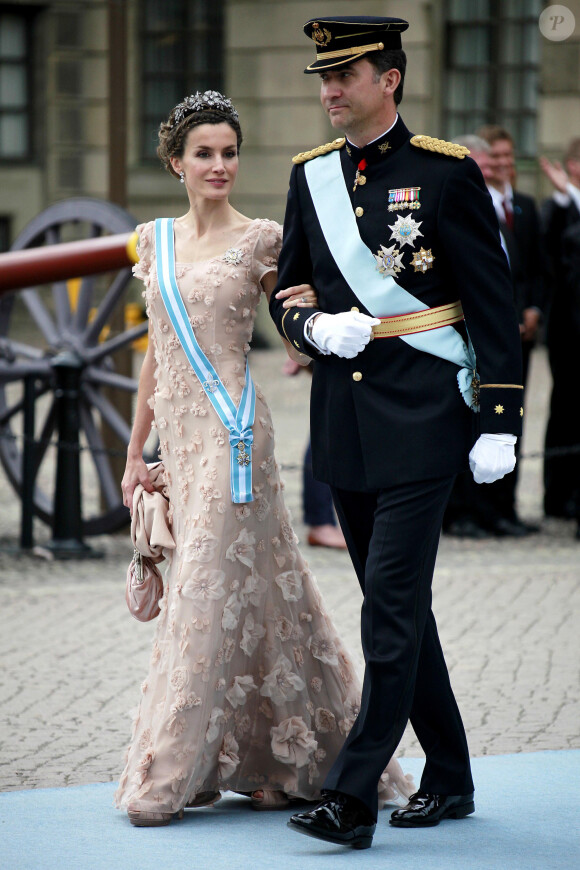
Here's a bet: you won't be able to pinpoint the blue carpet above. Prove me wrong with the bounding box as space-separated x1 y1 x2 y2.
0 752 577 870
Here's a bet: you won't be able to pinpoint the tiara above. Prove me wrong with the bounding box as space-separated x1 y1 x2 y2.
171 91 239 127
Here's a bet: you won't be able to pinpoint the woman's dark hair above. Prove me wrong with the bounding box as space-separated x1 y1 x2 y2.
157 93 243 178
366 48 407 105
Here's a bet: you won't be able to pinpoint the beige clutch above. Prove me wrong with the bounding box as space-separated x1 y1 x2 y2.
125 462 176 622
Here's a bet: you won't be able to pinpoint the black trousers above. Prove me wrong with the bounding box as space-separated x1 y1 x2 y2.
324 476 474 819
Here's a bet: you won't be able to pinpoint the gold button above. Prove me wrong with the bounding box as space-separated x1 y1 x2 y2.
351 306 359 312
352 371 362 382
355 207 364 217
358 175 366 186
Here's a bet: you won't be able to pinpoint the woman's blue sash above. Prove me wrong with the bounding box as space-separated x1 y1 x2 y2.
154 218 255 503
304 150 478 409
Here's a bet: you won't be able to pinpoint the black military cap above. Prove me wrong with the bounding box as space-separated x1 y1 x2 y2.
303 16 409 73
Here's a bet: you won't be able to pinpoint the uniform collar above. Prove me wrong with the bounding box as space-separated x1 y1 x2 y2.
345 114 410 165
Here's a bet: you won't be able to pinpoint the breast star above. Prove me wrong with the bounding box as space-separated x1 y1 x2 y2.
494 404 504 414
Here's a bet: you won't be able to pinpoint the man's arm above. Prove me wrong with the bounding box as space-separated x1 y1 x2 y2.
269 166 321 357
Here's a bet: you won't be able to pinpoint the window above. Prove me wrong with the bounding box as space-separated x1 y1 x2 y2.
140 0 224 160
443 1 542 156
0 8 34 160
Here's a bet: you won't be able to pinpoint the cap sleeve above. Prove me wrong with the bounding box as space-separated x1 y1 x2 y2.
252 220 283 286
132 221 155 283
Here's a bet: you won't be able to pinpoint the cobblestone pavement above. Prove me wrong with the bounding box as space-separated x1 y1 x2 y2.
0 344 578 792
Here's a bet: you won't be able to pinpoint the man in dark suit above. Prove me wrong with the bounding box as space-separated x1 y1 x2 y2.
270 16 523 850
539 144 580 534
476 125 548 535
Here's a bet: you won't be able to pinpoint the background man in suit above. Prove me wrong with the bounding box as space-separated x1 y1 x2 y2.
476 125 547 535
539 143 580 535
270 16 523 850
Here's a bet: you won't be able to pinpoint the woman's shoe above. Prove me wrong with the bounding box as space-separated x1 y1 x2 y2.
127 804 184 827
186 791 221 808
250 790 290 811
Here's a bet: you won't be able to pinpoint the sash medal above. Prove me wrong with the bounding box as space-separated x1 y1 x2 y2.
154 218 255 503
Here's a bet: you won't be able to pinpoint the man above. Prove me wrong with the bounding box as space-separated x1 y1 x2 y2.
476 124 547 535
270 16 523 850
539 143 580 534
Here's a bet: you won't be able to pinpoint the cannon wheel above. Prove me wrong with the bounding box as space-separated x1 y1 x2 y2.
0 198 154 536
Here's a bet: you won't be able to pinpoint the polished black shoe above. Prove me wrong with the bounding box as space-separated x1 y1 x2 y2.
288 792 376 849
445 518 491 539
390 791 475 827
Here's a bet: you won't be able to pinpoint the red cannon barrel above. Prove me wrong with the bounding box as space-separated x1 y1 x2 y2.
0 231 139 294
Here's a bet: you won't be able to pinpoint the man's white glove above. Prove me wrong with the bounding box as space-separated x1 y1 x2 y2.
310 312 380 359
469 433 517 484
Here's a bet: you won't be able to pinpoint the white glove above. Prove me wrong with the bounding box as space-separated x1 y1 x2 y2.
469 433 517 484
310 312 380 359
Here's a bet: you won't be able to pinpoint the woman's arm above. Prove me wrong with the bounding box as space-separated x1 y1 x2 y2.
261 271 315 365
121 326 156 510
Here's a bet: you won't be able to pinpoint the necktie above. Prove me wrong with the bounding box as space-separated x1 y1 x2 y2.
502 197 514 230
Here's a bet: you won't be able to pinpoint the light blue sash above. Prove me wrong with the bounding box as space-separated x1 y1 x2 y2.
155 218 255 503
304 150 478 409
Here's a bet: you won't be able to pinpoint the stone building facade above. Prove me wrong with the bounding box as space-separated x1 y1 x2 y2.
1 0 579 244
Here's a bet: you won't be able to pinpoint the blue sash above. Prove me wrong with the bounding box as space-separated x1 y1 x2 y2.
155 218 255 503
304 150 478 409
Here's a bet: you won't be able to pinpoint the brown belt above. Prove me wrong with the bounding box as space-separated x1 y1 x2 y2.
371 300 464 339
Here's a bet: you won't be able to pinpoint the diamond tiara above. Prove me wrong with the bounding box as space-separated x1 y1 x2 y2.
171 91 239 128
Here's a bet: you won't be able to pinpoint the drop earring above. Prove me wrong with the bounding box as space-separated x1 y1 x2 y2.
179 170 185 184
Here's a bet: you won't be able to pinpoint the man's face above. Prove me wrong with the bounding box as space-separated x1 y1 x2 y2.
319 59 386 135
470 149 493 182
488 138 515 188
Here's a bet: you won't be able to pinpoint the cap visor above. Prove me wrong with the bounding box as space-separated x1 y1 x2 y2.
304 52 367 73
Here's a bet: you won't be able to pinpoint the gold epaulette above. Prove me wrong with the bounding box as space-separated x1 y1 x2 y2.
292 137 346 164
410 135 470 160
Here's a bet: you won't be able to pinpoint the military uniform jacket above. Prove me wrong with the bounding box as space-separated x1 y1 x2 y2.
270 116 523 491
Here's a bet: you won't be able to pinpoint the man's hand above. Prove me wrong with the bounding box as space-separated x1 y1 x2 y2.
311 311 380 358
539 156 568 194
469 433 517 484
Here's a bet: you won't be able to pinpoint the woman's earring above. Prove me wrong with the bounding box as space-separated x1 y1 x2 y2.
179 170 185 184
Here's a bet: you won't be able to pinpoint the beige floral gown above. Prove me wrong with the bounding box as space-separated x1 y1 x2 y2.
114 219 413 814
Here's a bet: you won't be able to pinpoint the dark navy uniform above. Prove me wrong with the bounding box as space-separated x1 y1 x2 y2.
272 116 523 490
270 15 523 824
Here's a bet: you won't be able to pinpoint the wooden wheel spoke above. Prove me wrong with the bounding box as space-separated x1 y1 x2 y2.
83 268 132 345
21 289 61 346
83 384 132 444
0 381 51 425
0 338 46 361
83 366 138 392
80 402 121 509
85 321 147 364
53 280 72 333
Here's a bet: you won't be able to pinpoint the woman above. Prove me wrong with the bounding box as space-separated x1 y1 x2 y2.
115 91 413 826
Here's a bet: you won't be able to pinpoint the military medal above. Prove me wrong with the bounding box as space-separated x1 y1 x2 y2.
388 187 421 211
389 214 423 247
375 244 404 277
236 440 250 467
410 247 435 273
353 158 367 192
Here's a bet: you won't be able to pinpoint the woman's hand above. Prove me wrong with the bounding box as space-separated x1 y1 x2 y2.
121 454 154 514
276 283 318 309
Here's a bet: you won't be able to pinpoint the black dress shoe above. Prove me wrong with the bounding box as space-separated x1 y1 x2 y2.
390 791 475 827
288 792 376 849
489 517 535 537
445 518 491 539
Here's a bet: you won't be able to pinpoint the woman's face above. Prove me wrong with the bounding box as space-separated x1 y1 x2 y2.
171 122 239 200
